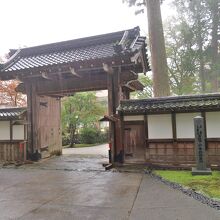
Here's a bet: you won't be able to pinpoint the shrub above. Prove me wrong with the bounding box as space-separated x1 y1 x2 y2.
62 133 70 146
80 127 99 144
98 129 108 143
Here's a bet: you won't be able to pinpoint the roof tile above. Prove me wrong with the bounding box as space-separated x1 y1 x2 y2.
118 94 220 114
0 107 26 120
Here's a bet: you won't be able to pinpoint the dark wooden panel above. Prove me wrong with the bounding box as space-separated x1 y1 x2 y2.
124 124 145 163
0 142 26 162
145 141 220 168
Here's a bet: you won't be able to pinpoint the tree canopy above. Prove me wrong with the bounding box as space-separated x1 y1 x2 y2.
167 0 220 93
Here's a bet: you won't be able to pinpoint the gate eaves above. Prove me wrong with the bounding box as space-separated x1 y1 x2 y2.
0 26 150 96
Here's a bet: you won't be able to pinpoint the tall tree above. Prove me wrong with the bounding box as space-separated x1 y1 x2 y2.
61 92 105 147
146 0 170 97
123 0 170 97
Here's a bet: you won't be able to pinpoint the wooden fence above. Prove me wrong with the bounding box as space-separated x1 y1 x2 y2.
146 141 220 168
0 141 27 163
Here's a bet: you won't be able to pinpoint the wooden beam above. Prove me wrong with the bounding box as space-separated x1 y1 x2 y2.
100 115 119 122
17 71 138 95
18 76 107 95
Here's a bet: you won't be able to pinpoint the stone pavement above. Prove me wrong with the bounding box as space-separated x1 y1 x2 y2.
62 144 109 156
0 145 219 220
130 176 220 220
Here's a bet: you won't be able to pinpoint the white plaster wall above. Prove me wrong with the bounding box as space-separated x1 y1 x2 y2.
124 115 144 121
148 114 172 139
176 113 201 138
206 112 220 138
13 125 24 140
0 121 10 140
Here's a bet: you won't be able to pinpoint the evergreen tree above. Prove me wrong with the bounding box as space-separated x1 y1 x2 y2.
123 0 170 97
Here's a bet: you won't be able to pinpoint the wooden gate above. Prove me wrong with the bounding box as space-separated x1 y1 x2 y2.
124 123 145 163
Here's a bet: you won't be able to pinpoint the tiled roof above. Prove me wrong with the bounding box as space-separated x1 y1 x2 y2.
0 107 26 120
118 94 220 114
0 27 149 74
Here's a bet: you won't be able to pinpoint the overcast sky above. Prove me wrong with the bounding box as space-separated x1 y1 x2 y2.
0 0 172 58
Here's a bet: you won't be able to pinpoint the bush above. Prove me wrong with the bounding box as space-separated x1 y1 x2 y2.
98 130 108 143
79 127 109 144
63 128 108 146
80 127 99 144
62 134 70 146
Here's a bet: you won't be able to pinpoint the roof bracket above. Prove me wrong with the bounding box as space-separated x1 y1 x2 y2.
103 63 113 74
41 72 52 80
70 67 81 78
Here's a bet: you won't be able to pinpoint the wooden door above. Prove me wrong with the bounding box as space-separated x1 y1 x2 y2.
124 123 145 163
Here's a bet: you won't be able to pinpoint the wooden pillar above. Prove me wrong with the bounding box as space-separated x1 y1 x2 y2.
10 120 13 141
107 72 115 162
105 64 123 163
114 68 123 159
122 88 130 100
120 112 125 163
26 82 38 159
171 113 178 165
144 115 150 161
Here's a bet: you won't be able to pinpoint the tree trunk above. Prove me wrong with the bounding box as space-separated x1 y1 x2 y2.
69 124 76 148
197 17 206 93
146 0 170 97
210 0 219 92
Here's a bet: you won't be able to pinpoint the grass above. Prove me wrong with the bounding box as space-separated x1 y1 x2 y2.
154 170 220 200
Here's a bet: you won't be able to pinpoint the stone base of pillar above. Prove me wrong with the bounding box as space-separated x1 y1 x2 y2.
191 167 212 175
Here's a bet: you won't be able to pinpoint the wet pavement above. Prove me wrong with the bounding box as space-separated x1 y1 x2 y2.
0 144 220 219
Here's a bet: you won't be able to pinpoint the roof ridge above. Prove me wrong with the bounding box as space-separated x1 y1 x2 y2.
12 27 140 58
120 93 220 104
0 26 150 76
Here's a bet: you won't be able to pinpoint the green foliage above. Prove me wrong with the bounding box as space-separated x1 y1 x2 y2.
61 92 105 147
62 133 71 146
169 0 220 93
155 170 220 199
165 17 200 95
80 127 99 144
79 127 108 144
